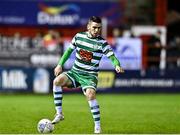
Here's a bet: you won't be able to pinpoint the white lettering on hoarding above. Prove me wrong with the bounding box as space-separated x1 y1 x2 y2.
2 16 25 24
115 79 174 87
30 54 59 65
37 12 79 25
2 70 27 89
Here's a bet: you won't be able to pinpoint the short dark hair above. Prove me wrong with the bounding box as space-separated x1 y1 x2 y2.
88 16 102 23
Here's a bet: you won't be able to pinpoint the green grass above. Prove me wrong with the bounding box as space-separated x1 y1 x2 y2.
0 93 180 134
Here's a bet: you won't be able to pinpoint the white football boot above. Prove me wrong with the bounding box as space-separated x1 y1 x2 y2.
94 126 102 134
52 113 64 124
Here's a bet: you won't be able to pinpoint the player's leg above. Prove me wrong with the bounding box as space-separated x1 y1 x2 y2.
52 73 72 124
85 88 101 134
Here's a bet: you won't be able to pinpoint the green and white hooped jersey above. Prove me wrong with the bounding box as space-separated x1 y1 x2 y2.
69 32 114 77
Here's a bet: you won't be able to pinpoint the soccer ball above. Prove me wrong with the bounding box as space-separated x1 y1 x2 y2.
37 119 54 133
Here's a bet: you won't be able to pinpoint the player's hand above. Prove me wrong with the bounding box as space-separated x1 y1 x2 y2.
54 65 62 77
115 66 124 73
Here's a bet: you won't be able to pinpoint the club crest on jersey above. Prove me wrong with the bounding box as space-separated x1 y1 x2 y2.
93 44 102 50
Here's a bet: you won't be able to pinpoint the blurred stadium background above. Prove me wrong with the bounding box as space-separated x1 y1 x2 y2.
0 0 180 134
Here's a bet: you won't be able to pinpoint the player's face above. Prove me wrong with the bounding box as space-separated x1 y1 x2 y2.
87 22 102 38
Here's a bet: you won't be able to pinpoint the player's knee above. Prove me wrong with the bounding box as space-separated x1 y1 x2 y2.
86 89 96 100
53 75 65 86
53 78 60 86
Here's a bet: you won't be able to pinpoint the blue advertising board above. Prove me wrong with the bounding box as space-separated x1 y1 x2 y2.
0 0 122 26
0 66 33 92
97 69 180 93
0 66 54 93
1 66 179 93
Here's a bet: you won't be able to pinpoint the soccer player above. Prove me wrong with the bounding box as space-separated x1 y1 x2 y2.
52 16 124 134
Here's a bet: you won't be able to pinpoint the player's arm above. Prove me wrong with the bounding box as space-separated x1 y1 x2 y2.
54 34 77 76
109 54 124 73
58 47 73 66
54 47 74 76
103 42 124 73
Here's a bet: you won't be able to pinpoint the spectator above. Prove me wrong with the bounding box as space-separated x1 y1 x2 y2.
32 32 44 49
55 31 64 53
43 30 59 52
12 32 21 49
168 36 180 68
147 30 162 69
112 27 123 50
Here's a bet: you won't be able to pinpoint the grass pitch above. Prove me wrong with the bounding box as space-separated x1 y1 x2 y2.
0 93 180 134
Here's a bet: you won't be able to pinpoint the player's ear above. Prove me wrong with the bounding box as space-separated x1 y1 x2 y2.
87 22 91 30
87 24 90 30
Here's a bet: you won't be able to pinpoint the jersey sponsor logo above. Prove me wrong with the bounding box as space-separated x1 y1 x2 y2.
79 49 93 62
